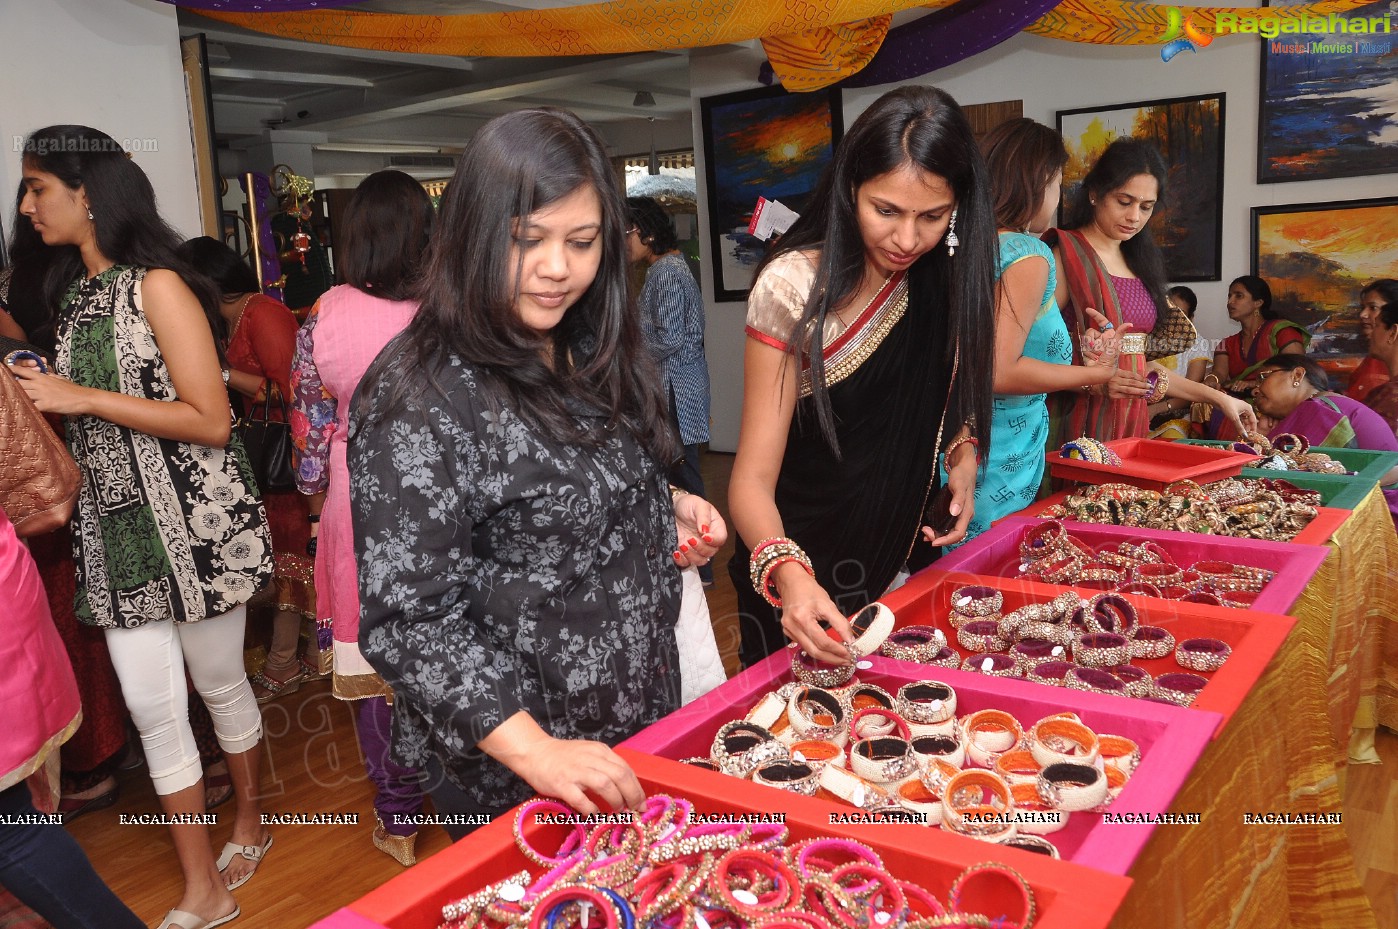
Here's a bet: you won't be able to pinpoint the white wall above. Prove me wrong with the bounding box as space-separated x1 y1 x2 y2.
0 0 201 240
691 30 1386 450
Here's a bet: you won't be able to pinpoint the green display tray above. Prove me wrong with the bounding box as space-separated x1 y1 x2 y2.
1178 439 1398 509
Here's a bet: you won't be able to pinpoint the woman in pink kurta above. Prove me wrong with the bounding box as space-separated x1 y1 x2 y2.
289 170 431 866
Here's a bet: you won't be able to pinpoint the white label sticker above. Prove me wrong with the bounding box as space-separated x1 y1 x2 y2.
955 595 972 608
856 660 874 670
580 902 592 929
981 657 995 672
933 629 946 642
1019 562 1030 573
695 915 712 929
733 889 759 906
1093 755 1106 772
875 913 893 926
852 785 866 807
792 750 807 763
498 882 525 903
930 699 943 710
1052 646 1065 656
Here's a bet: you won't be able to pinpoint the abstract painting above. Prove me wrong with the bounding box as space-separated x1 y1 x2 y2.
1257 0 1398 183
1058 94 1225 282
1252 196 1398 386
700 84 843 302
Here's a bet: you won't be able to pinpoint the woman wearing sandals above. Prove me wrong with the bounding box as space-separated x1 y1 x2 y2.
13 125 273 929
290 170 431 865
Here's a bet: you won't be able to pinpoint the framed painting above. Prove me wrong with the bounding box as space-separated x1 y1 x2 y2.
1252 196 1398 386
1257 0 1398 183
700 84 843 302
1057 93 1225 282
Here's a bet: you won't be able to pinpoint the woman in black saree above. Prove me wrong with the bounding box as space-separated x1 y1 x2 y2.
728 85 997 669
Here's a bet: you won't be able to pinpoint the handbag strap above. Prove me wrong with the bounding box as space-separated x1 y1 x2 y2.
249 379 290 422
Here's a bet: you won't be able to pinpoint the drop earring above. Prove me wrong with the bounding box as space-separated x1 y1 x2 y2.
87 208 94 220
944 208 959 256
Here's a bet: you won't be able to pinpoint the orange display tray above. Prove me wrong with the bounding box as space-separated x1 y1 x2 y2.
1022 493 1352 546
1047 437 1260 490
330 750 1132 929
881 571 1294 738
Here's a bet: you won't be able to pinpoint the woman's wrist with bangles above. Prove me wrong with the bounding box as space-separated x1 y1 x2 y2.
749 536 815 607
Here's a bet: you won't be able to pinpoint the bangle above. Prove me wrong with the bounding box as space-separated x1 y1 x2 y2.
994 750 1042 786
1028 717 1101 768
880 625 947 663
1035 762 1109 812
1175 637 1232 673
940 769 1015 839
962 709 1024 756
788 739 843 773
956 619 1008 654
895 681 957 725
1098 734 1142 778
1153 672 1208 706
791 649 856 688
748 537 814 607
1004 833 1060 858
1086 593 1139 636
1144 369 1170 404
1026 659 1075 686
752 760 820 797
943 433 980 467
1110 664 1155 698
786 687 846 744
1063 666 1127 696
1019 520 1068 560
221 366 231 386
710 720 788 778
817 764 889 811
668 484 689 504
949 585 1002 618
1009 782 1069 836
1073 632 1131 668
948 863 1036 929
911 733 966 771
849 736 918 785
961 652 1021 680
845 601 895 659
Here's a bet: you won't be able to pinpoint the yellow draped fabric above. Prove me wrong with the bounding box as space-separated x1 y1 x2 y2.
760 14 895 92
199 1 932 57
1028 0 1380 44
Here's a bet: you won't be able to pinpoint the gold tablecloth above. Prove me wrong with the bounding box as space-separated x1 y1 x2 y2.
1110 486 1396 928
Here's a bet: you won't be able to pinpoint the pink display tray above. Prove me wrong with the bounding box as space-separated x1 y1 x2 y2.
936 516 1329 615
1019 495 1352 547
622 653 1220 877
1047 437 1260 490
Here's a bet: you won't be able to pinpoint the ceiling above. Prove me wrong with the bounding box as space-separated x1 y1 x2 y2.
178 1 706 182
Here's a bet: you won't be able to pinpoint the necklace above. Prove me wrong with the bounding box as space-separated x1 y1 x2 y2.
228 293 255 338
831 273 893 335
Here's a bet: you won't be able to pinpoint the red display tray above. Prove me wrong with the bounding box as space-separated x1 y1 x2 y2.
1047 437 1260 490
873 573 1294 739
936 516 1329 615
1021 495 1352 547
328 750 1133 929
623 655 1219 877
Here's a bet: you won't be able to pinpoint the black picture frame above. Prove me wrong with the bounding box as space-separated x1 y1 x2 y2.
1057 93 1225 282
1251 195 1398 380
700 84 843 302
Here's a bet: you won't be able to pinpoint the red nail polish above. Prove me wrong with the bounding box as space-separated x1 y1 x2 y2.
679 544 688 553
687 538 699 548
702 535 713 544
700 524 710 534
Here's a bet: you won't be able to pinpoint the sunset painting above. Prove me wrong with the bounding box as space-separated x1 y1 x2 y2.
701 85 843 300
1253 197 1398 384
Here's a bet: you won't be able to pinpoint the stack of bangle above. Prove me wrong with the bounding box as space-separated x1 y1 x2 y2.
880 626 953 664
1049 477 1319 540
748 537 815 608
1058 436 1123 466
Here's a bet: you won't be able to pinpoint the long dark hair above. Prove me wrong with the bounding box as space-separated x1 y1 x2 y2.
176 236 261 298
339 170 434 300
1231 274 1275 320
360 108 673 461
4 188 60 350
22 125 223 350
980 118 1068 233
760 85 996 457
1064 137 1170 313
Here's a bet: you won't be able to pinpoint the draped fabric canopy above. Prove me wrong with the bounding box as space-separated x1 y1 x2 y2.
173 0 1386 87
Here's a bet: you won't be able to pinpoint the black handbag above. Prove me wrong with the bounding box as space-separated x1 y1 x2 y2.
236 380 295 493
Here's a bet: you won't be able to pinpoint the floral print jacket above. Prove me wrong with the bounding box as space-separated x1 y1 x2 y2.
348 355 682 809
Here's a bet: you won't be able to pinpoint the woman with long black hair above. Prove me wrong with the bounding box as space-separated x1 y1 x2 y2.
13 125 272 929
726 85 998 669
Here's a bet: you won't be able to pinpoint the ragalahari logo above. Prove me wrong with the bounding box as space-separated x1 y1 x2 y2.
1160 7 1214 61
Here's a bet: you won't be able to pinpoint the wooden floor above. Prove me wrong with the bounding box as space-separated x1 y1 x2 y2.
62 450 1397 928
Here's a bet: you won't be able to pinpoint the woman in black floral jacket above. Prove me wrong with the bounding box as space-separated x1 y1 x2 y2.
349 107 725 835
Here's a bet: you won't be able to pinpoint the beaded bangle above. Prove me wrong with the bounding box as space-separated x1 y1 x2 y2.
960 652 1021 679
1073 632 1131 669
849 736 918 785
1063 666 1127 696
1087 592 1139 637
753 760 821 796
949 585 1003 618
788 740 843 773
1019 520 1068 561
963 709 1024 755
910 733 966 771
1152 672 1208 706
993 750 1042 787
956 619 1008 654
1175 637 1232 672
514 799 588 866
940 769 1016 839
895 681 957 725
1117 581 1162 599
881 626 948 663
924 645 963 670
845 602 895 659
847 707 910 745
1004 834 1060 858
791 649 856 688
1144 369 1169 404
1098 734 1142 778
711 720 788 778
1025 659 1075 686
1028 717 1101 768
786 687 846 744
1009 638 1059 672
1035 762 1109 813
1110 664 1155 698
758 552 815 608
1009 782 1068 836
948 863 1037 929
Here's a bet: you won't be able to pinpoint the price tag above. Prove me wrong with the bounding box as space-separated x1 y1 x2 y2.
792 750 807 763
1052 646 1065 657
875 912 893 926
929 699 943 711
852 785 866 808
933 629 946 642
498 882 525 903
856 660 874 670
580 902 592 929
981 657 995 672
733 890 760 906
955 595 972 608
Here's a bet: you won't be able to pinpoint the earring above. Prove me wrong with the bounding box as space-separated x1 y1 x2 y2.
1292 377 1302 387
944 208 959 257
87 208 94 220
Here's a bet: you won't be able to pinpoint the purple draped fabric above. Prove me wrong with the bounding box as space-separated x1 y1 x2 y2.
839 0 1061 88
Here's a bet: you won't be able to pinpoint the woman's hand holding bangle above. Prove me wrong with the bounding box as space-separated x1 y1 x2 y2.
485 719 645 816
776 571 855 666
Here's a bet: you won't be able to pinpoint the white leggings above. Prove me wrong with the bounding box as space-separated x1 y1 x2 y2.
103 606 262 796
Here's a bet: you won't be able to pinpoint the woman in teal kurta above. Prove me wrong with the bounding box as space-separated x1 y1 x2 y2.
945 120 1121 546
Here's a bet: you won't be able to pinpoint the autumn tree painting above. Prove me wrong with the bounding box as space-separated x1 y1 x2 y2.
1058 94 1225 282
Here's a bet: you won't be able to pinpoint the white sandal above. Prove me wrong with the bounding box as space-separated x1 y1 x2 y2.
216 834 273 891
